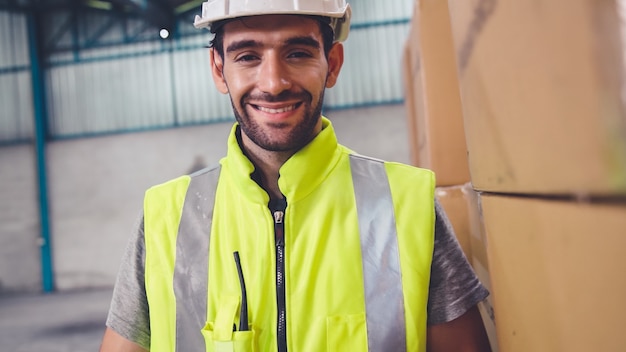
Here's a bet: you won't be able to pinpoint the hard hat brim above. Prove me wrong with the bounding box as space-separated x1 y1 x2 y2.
193 7 349 30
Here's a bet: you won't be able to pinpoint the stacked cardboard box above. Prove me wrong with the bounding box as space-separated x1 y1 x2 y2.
464 184 498 350
444 0 626 350
447 0 626 196
402 0 499 350
405 0 626 350
479 195 626 351
465 184 626 351
402 0 470 187
434 185 472 258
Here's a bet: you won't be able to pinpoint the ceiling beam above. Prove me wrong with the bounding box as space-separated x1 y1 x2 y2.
106 0 176 31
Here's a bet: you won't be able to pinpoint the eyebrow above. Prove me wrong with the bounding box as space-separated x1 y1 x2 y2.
284 36 321 50
225 35 321 55
226 40 262 54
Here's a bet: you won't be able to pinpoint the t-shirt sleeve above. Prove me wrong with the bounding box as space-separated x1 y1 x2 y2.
427 200 490 325
105 216 151 350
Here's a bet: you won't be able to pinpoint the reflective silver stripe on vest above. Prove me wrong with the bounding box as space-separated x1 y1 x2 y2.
350 154 407 352
174 165 221 351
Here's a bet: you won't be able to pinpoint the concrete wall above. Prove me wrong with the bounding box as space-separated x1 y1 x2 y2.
0 104 410 292
0 144 41 292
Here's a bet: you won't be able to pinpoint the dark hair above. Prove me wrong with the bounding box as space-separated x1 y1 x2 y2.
210 15 335 60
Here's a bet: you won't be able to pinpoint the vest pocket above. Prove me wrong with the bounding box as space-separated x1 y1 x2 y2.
326 313 368 351
201 322 258 352
202 295 257 352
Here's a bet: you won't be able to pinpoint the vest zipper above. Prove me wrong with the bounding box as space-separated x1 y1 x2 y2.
271 199 288 352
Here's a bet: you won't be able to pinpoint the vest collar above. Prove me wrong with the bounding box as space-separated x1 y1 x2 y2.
223 117 342 204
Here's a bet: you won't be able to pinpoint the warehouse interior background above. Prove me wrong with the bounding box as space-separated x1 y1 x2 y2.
0 0 414 294
1 0 626 351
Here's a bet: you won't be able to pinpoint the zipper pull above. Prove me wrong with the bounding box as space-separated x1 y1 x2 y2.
274 210 284 224
274 210 285 247
269 198 287 247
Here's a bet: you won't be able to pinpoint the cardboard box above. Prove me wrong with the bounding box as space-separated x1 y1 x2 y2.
435 184 472 258
480 194 626 351
475 262 498 352
464 183 490 273
402 0 471 186
448 0 626 195
464 184 499 351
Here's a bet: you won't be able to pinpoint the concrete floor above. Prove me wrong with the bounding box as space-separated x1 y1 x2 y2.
0 288 112 351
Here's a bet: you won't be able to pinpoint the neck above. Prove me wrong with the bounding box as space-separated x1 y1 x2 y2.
239 134 295 201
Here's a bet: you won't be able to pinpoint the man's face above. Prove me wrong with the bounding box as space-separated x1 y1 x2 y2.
210 15 344 152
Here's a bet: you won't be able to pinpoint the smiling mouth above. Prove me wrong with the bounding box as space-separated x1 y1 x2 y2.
253 103 302 114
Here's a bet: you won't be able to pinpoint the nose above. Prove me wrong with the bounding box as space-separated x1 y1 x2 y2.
257 53 292 95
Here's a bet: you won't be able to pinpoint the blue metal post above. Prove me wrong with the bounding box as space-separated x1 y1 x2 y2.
166 28 179 127
27 11 55 293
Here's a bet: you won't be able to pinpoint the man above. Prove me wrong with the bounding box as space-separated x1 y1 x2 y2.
100 0 491 351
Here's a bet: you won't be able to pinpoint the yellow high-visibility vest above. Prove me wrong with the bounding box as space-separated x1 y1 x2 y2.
144 118 435 352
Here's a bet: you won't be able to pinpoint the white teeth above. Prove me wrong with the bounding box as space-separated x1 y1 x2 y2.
257 104 296 114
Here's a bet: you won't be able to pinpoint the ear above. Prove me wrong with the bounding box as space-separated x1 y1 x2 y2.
210 48 229 94
325 42 344 88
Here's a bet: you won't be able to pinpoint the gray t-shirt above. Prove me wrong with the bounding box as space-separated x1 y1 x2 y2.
106 200 489 350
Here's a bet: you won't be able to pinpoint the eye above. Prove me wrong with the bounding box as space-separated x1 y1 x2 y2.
235 54 259 63
287 50 313 59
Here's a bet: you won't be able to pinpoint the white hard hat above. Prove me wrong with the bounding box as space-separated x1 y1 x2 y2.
193 0 351 42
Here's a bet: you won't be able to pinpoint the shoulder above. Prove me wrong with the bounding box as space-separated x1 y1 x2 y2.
346 152 435 183
189 163 222 178
384 160 435 184
145 163 222 198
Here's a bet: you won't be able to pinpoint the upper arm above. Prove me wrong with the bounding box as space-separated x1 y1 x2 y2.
426 305 492 352
426 202 492 351
428 201 489 325
104 217 151 349
100 327 149 352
